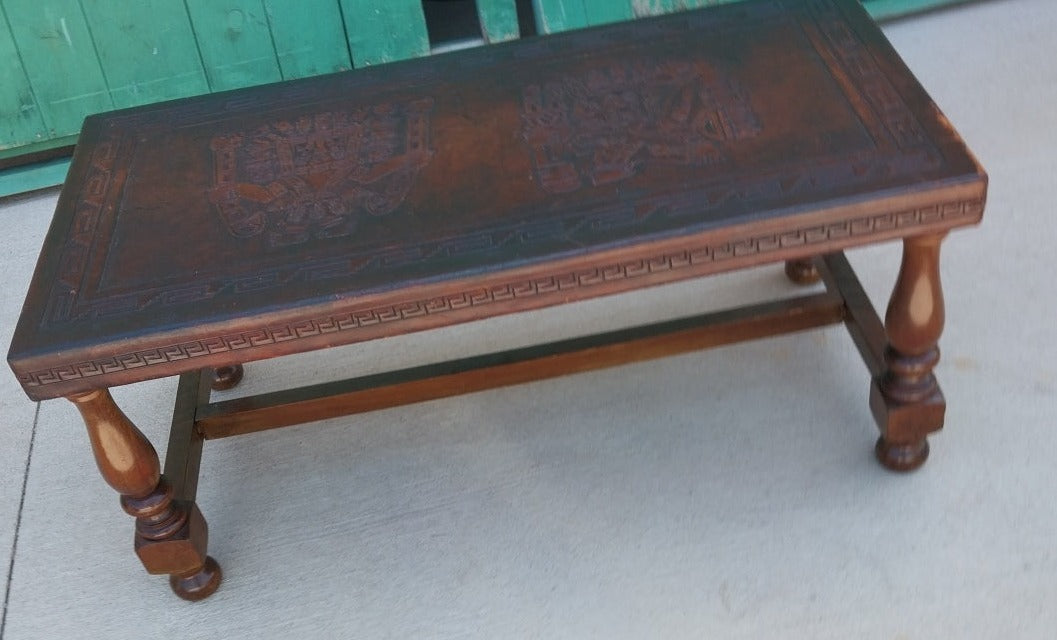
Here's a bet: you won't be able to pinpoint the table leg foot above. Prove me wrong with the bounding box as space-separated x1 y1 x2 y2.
870 233 947 471
170 556 223 602
69 389 222 600
875 436 929 472
211 365 244 391
784 258 821 285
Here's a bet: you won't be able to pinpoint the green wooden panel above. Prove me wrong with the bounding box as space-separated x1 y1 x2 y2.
183 0 282 91
477 0 520 43
625 0 751 18
629 0 721 16
582 0 634 26
864 0 975 20
0 6 46 150
80 0 209 109
532 0 636 32
0 156 69 198
629 0 677 16
0 133 74 161
532 0 588 34
339 0 429 67
263 0 352 79
2 0 112 138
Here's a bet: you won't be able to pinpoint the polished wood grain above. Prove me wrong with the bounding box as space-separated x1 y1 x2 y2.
871 233 947 471
196 292 845 439
68 389 221 600
818 252 886 379
163 370 211 503
70 389 160 496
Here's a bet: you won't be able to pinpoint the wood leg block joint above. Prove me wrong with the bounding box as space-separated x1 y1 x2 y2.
133 499 210 577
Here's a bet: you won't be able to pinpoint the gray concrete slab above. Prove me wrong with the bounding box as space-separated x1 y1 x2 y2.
2 1 1055 637
0 190 57 636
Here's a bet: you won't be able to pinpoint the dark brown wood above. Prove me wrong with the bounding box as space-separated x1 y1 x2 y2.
8 0 988 600
818 248 943 470
210 365 244 392
71 389 161 496
163 370 211 502
196 292 846 439
784 258 821 285
0 143 75 172
869 233 947 471
817 252 886 378
8 0 987 401
68 389 221 600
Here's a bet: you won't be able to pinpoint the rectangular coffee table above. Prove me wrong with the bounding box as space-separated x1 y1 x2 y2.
8 0 986 600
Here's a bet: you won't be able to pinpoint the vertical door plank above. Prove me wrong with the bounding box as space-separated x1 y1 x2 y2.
79 0 208 109
864 0 966 20
582 0 634 26
531 0 588 35
263 0 352 79
477 0 520 44
626 1 736 18
630 0 682 16
682 1 737 7
2 0 112 139
183 0 282 91
339 0 429 67
0 6 46 150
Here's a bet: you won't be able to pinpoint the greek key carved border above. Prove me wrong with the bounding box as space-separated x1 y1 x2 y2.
19 198 983 390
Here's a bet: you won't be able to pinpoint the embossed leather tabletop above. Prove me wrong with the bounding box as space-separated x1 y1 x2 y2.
9 0 985 400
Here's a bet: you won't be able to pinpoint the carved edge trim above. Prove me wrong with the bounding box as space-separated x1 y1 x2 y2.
17 198 983 393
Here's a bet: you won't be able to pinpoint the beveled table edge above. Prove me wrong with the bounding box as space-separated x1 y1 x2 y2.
10 176 985 401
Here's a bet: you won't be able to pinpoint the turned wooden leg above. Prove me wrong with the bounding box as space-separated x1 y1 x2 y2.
211 364 244 391
69 389 222 600
784 257 821 285
871 234 947 472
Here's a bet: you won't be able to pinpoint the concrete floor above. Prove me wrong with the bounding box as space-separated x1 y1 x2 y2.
1 0 1054 637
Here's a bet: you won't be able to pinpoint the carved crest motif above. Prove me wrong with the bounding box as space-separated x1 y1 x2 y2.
521 61 762 194
209 98 434 247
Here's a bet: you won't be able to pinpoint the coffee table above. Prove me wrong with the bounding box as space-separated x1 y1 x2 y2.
7 0 986 600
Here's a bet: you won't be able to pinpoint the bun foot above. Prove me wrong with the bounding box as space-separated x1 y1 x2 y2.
875 436 929 472
170 556 222 602
211 365 244 391
784 258 821 285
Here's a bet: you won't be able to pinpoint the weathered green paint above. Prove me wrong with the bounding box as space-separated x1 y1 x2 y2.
80 0 209 109
629 0 678 16
0 6 46 150
340 0 429 67
532 0 589 34
0 155 69 197
0 133 75 162
3 0 113 138
263 0 352 79
183 0 282 91
477 0 520 44
583 0 634 26
865 0 977 20
629 0 735 16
